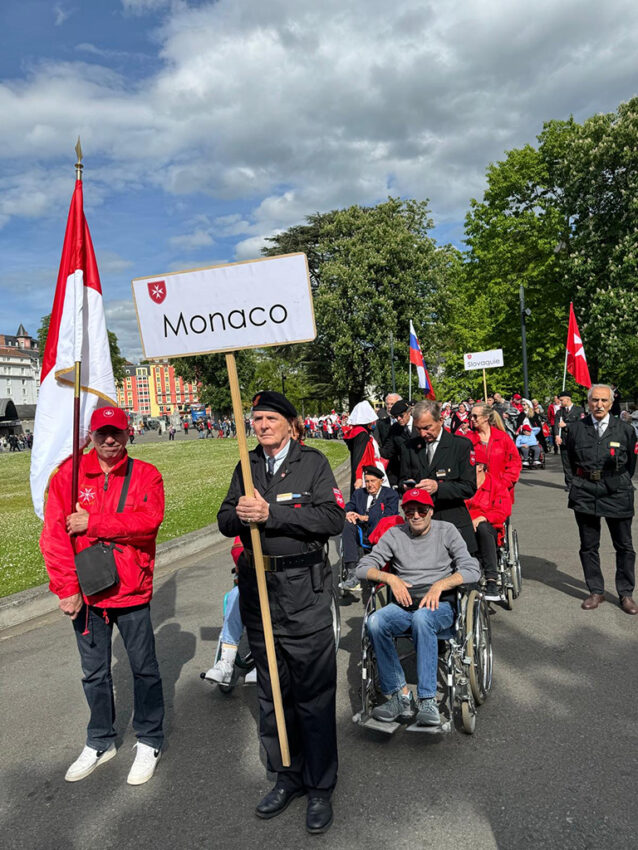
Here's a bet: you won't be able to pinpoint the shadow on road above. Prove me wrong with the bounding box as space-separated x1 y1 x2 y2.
520 555 589 601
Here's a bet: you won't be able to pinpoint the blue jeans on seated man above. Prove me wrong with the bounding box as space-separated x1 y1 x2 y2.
366 602 455 699
220 585 244 646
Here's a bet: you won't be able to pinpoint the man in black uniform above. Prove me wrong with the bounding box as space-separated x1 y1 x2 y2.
217 391 345 833
380 399 417 487
399 400 477 554
554 389 585 487
566 383 637 614
375 392 402 447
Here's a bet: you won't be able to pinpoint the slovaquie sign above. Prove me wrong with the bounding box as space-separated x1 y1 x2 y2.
463 348 504 370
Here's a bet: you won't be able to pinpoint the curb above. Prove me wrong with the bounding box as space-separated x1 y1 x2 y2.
0 456 350 632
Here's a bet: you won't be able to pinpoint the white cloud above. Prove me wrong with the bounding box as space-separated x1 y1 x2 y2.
53 4 72 26
2 0 638 271
104 298 144 362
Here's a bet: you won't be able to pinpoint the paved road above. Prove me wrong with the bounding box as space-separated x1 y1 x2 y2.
2 455 637 850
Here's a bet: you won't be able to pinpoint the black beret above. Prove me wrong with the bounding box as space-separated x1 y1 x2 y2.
390 400 410 417
362 465 384 479
557 390 572 398
251 390 297 418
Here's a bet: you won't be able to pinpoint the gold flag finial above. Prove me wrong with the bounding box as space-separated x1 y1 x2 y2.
75 136 83 181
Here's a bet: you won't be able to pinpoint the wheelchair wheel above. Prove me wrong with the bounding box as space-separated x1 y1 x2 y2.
466 591 493 705
460 700 476 735
504 587 514 610
511 529 522 598
360 632 381 718
330 586 341 650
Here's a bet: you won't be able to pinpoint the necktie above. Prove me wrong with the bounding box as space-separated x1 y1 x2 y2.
427 441 435 465
266 456 275 479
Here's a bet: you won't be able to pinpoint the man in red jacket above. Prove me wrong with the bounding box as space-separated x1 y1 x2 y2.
40 406 165 786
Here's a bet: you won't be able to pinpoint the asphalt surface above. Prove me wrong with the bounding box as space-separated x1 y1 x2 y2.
1 453 637 850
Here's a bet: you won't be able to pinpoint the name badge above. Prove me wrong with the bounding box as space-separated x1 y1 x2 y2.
610 442 620 448
436 470 447 478
276 492 306 502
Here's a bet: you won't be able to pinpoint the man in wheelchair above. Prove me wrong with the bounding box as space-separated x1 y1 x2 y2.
355 488 480 726
340 465 399 592
516 424 542 467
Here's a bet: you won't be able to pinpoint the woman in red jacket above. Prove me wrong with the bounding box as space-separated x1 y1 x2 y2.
465 445 512 600
469 403 522 495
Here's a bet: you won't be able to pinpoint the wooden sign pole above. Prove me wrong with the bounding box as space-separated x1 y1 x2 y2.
482 368 488 403
225 352 291 766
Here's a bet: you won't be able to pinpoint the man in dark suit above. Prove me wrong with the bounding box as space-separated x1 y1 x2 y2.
566 384 637 614
554 389 585 487
380 399 418 487
340 465 399 591
375 393 402 448
399 400 477 554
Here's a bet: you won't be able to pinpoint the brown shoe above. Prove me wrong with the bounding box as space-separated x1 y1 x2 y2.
581 593 605 610
620 596 638 615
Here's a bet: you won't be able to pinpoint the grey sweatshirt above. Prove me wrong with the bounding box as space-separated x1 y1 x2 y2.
355 520 480 585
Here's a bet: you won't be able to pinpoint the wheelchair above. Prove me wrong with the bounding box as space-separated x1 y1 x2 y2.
483 518 521 610
355 579 492 736
518 445 545 470
202 579 341 695
338 523 373 599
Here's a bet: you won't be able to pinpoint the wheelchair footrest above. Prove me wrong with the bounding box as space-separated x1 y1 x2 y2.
405 721 452 734
355 714 401 735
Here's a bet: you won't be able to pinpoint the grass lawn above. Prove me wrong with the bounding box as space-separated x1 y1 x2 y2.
0 438 348 599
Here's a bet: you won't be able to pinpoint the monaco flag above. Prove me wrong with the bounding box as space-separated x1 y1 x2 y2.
30 179 116 519
409 320 435 399
565 302 592 389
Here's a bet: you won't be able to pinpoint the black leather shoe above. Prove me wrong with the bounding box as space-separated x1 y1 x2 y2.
255 786 304 820
306 796 333 834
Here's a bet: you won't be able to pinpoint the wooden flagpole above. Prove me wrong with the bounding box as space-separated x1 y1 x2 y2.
225 352 291 765
70 138 84 510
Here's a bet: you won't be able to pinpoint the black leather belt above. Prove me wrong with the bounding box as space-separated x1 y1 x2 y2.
244 549 324 572
576 468 615 482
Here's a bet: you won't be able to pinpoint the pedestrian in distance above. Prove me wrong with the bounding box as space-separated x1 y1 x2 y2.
554 389 585 488
566 384 638 614
40 406 166 785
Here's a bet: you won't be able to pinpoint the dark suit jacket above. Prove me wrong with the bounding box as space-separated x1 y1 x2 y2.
399 428 477 552
344 485 399 532
553 404 584 440
380 420 419 486
375 414 393 448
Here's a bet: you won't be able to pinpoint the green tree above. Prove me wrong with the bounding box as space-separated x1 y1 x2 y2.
37 314 127 386
264 198 447 407
172 349 258 416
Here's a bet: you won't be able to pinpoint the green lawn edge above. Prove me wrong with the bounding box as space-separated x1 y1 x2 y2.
0 438 348 599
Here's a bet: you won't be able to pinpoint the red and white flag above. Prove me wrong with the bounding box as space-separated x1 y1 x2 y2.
30 179 116 519
565 302 591 389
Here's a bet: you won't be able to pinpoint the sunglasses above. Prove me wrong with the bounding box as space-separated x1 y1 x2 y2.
404 506 431 517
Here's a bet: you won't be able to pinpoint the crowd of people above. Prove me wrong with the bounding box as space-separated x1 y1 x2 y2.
36 381 636 837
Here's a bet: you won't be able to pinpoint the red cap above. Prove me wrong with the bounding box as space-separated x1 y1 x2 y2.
512 393 522 400
522 424 532 433
401 488 434 509
90 406 128 431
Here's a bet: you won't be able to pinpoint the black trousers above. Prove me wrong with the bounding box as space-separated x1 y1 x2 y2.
246 623 337 798
475 521 499 580
72 603 164 751
341 520 368 565
559 446 571 484
574 512 635 597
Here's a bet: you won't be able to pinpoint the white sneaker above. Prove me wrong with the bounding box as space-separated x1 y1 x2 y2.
127 742 161 786
204 657 235 685
65 744 117 782
245 667 257 684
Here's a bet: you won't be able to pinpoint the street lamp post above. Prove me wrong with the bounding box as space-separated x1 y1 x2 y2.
519 284 530 400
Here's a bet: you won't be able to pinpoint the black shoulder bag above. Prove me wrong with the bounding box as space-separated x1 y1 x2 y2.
74 458 134 597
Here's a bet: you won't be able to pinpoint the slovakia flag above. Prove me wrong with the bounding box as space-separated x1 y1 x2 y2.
409 320 435 399
30 179 116 519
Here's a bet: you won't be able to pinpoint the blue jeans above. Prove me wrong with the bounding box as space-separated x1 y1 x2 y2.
73 603 164 751
366 601 455 699
220 585 244 645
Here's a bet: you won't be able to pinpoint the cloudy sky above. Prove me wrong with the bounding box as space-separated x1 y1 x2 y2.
2 0 637 361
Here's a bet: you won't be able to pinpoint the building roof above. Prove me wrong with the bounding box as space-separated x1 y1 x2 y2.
0 398 19 420
16 404 37 419
16 323 29 337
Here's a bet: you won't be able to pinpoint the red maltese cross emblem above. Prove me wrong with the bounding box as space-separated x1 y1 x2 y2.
148 280 167 304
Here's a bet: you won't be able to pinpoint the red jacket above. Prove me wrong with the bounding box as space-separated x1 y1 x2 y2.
40 449 165 608
469 427 522 492
465 472 512 528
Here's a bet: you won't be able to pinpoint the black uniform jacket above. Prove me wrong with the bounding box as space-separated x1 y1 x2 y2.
566 416 637 518
553 404 584 439
399 428 477 531
380 421 419 486
375 413 393 448
217 440 345 635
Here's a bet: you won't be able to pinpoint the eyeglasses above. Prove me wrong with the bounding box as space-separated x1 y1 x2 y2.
470 414 482 419
404 506 431 517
